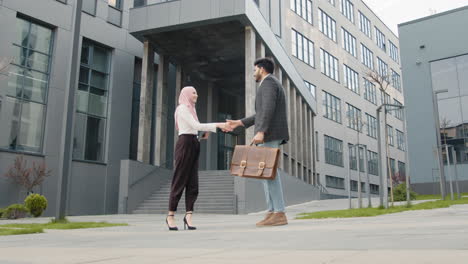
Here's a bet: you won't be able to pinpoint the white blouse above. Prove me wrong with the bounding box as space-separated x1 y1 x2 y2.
176 104 217 136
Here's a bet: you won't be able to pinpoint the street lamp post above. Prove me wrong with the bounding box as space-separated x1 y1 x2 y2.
377 103 406 208
432 89 448 200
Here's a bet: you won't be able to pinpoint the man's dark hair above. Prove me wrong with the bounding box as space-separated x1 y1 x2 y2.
254 57 275 74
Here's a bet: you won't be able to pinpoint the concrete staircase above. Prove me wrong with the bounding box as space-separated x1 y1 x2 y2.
133 170 236 214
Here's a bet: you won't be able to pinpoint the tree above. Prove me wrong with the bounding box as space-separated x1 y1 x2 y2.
3 156 52 194
364 69 396 205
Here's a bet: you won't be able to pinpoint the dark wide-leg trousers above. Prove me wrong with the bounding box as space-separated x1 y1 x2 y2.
168 134 200 212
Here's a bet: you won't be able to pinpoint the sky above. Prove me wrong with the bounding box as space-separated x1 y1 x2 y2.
363 0 468 36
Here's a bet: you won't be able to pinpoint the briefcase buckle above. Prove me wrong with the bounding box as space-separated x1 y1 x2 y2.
240 160 247 168
258 162 265 169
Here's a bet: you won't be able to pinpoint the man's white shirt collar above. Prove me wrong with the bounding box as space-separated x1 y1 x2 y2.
259 74 271 87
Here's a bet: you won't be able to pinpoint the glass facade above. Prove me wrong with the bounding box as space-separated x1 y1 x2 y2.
0 17 53 153
431 54 468 164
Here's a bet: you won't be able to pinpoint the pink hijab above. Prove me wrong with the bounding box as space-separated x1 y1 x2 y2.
175 86 199 131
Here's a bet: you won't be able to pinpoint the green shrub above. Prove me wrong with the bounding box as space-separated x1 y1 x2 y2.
0 208 5 218
24 194 48 217
393 183 417 201
3 204 29 219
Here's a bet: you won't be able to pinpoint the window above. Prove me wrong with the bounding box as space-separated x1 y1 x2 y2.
389 40 399 63
108 0 123 26
73 39 111 162
83 0 97 15
349 144 357 170
377 57 388 78
375 27 386 51
390 158 396 176
396 129 406 151
361 44 374 70
366 113 377 139
343 64 359 94
0 17 53 153
367 150 379 175
370 184 379 194
304 80 316 98
342 28 357 57
393 99 404 120
380 90 391 109
108 0 122 8
398 161 406 179
359 11 371 38
320 48 339 82
134 0 147 7
291 29 315 67
290 0 313 24
391 69 402 92
340 0 354 23
351 180 366 192
349 144 365 172
324 135 343 167
318 9 337 42
347 103 362 132
364 78 377 105
323 91 342 123
326 175 345 189
387 125 394 146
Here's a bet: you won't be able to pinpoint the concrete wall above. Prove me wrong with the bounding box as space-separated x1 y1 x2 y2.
118 160 172 214
0 0 152 215
399 6 468 185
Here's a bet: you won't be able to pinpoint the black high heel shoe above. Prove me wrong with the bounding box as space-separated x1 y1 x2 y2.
166 214 178 231
183 212 197 230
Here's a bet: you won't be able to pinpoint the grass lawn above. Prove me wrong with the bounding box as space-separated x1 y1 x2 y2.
415 192 468 200
0 219 127 236
1 219 127 230
0 227 43 236
297 197 468 220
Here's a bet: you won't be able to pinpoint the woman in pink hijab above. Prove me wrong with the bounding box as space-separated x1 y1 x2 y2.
166 86 230 231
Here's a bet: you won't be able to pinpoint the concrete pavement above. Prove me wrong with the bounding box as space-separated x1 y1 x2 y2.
1 198 468 264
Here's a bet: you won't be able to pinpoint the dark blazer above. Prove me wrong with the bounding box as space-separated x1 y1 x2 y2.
241 75 289 144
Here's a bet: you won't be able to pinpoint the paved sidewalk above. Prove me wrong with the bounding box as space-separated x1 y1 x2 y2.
1 199 468 264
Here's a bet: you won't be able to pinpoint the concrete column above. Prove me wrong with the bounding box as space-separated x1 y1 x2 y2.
137 40 154 163
311 110 317 184
307 108 315 184
276 67 284 170
173 65 182 150
304 104 310 183
284 77 293 176
154 55 169 167
292 86 298 178
256 37 266 59
298 97 304 181
245 26 256 143
206 82 214 170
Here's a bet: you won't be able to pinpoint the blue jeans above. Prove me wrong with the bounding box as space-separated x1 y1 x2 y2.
258 140 286 212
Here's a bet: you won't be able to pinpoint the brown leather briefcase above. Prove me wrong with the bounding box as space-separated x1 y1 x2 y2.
230 144 280 180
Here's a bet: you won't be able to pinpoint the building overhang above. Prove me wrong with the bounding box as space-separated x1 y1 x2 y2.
129 0 317 114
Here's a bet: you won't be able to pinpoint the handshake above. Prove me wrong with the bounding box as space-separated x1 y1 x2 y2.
217 119 244 133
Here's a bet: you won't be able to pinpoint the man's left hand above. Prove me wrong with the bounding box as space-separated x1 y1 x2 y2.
251 132 265 145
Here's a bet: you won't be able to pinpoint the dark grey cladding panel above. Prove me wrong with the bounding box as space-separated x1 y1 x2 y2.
129 0 317 114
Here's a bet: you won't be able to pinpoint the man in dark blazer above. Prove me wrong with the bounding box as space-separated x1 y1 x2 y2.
228 57 289 226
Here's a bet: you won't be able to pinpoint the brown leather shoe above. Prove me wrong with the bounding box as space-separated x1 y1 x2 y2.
256 212 274 226
262 212 288 226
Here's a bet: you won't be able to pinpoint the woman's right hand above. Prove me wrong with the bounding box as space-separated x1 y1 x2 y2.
217 122 233 132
